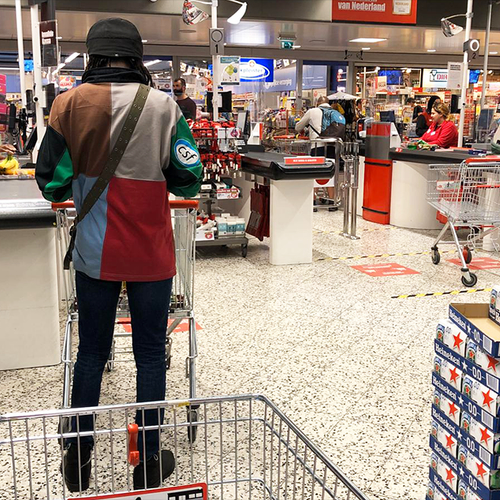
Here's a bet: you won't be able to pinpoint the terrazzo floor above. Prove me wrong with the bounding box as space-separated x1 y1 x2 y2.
3 210 500 499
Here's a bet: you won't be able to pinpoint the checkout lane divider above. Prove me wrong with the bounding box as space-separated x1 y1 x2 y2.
314 249 457 263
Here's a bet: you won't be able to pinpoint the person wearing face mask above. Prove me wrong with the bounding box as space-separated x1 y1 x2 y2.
173 78 197 120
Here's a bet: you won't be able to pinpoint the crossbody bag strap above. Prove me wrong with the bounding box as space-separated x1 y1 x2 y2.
63 84 150 270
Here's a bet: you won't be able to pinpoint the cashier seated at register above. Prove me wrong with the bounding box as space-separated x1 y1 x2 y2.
419 102 459 149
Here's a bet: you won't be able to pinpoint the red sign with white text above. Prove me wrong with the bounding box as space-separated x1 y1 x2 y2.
352 262 419 277
284 157 325 165
332 0 418 25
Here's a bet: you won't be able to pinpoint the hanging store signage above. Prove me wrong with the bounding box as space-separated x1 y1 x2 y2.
59 75 76 91
240 58 274 83
332 0 417 25
423 69 448 89
39 20 59 68
219 56 240 85
447 62 464 90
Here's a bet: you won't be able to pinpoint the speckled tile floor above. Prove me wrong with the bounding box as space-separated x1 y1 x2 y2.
3 211 500 499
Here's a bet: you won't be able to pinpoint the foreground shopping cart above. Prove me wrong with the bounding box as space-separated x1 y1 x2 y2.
0 394 370 500
427 158 500 287
52 200 200 441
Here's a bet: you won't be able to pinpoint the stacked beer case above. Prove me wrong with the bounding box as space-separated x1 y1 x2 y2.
428 288 500 500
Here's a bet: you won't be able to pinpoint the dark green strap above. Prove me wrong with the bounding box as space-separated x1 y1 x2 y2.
63 84 150 270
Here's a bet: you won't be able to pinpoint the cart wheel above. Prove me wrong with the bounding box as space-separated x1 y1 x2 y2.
431 250 441 265
242 244 248 258
187 409 198 443
462 273 478 288
58 416 71 447
463 246 473 265
313 207 318 213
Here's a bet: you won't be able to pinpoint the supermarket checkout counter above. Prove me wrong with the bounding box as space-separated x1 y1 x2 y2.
236 151 334 265
359 122 472 230
0 179 60 370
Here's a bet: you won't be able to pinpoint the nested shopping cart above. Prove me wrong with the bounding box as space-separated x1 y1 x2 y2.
427 157 500 287
52 200 200 440
0 394 370 500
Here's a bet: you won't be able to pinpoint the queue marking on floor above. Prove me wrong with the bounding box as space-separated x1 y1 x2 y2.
392 288 492 300
314 250 456 262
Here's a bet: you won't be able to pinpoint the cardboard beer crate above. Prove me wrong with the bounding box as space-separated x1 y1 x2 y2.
432 372 500 433
437 318 468 357
431 434 500 499
437 339 500 395
450 304 500 358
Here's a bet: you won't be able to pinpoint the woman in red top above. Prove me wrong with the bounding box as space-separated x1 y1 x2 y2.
421 102 458 149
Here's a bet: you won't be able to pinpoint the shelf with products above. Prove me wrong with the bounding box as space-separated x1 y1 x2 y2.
188 118 249 257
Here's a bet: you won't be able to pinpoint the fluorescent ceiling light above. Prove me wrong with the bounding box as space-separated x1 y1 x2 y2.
362 47 371 51
142 39 148 43
227 2 247 24
427 49 437 52
56 36 62 40
65 52 80 64
349 38 387 43
144 59 161 67
490 51 499 55
293 45 302 49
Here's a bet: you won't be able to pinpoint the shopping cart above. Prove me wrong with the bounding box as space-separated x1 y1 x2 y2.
0 394 371 500
427 157 500 287
52 200 200 440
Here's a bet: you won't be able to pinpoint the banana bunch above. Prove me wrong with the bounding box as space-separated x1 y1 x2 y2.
0 155 19 175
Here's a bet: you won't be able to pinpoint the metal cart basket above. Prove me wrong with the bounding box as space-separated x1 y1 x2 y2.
0 394 370 500
52 200 200 434
427 158 500 287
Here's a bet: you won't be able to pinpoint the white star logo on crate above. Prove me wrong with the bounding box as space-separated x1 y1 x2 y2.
462 360 468 371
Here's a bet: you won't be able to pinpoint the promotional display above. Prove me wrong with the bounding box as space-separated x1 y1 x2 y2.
332 0 417 25
428 294 500 500
240 58 274 83
219 56 240 85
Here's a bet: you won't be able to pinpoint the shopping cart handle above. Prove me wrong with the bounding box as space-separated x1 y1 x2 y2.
465 156 500 165
127 423 140 467
52 201 75 211
170 200 199 209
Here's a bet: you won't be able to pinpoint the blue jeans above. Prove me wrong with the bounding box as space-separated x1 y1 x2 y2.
70 271 173 460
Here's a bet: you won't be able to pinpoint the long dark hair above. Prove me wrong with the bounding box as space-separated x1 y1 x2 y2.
86 55 154 87
427 96 440 114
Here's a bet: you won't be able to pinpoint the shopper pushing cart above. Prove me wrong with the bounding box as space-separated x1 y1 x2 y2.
35 18 203 492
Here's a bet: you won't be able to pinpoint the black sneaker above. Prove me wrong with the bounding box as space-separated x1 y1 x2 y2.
61 443 92 492
133 450 176 490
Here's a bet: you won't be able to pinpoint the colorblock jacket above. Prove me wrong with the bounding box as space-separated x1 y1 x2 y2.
36 69 203 282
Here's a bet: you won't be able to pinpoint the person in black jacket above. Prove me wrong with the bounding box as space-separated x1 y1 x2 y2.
416 96 441 137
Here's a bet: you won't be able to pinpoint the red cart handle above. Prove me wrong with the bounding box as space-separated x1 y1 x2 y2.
170 200 199 209
128 423 140 467
52 200 198 211
52 201 75 211
466 156 500 165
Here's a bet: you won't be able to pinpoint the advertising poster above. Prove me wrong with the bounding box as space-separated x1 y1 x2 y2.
332 0 417 25
219 56 240 85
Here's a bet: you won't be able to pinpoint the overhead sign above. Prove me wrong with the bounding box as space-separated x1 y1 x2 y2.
332 0 417 25
219 56 240 85
39 20 59 67
423 68 449 89
240 58 274 83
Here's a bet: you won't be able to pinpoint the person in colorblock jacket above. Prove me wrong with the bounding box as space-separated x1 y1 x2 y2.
35 18 203 493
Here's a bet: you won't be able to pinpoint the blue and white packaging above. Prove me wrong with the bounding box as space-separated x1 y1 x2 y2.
430 440 459 492
461 411 500 455
435 354 464 391
468 338 500 377
438 318 468 357
435 388 461 425
490 287 500 327
450 304 500 358
433 419 459 458
463 375 500 418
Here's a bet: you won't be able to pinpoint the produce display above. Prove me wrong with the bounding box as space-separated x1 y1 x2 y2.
0 154 19 175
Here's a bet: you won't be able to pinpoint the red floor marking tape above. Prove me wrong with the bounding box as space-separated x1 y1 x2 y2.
447 257 500 270
351 262 420 277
